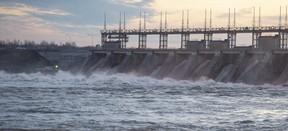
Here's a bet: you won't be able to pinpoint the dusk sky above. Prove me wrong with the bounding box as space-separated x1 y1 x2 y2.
0 0 287 48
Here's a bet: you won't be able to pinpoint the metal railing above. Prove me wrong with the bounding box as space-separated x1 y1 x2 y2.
101 26 288 34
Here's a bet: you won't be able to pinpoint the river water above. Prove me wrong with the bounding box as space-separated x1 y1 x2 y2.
0 70 288 130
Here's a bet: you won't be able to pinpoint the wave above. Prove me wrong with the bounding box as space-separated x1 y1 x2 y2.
0 70 284 89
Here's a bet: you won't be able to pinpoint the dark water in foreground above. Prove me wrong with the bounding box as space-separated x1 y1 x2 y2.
0 71 288 130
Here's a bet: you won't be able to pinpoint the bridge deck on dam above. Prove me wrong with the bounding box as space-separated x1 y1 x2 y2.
101 26 288 35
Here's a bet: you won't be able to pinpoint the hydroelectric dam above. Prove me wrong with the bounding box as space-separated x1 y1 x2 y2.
83 7 288 85
82 49 288 85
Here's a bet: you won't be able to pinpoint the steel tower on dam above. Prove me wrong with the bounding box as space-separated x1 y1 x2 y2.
101 7 288 50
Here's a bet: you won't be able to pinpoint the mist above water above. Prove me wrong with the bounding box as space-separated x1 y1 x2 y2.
82 52 288 85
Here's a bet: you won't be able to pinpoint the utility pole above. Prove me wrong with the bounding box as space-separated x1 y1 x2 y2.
253 7 255 28
209 9 212 29
139 12 142 31
182 10 184 31
119 12 122 32
144 12 146 30
165 11 167 30
285 6 288 29
187 10 189 29
285 6 288 28
233 8 236 29
228 8 231 30
104 13 106 31
259 7 261 28
204 9 207 30
279 6 282 28
124 12 126 31
160 11 163 31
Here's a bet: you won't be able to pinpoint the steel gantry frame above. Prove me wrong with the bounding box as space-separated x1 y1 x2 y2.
279 6 288 49
227 8 237 48
203 9 213 49
138 12 147 49
181 33 190 49
101 7 288 50
159 11 168 49
180 10 190 49
101 26 288 50
159 34 168 49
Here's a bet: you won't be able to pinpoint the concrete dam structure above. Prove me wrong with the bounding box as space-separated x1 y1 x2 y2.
82 49 288 85
37 50 90 72
0 50 54 73
82 7 288 85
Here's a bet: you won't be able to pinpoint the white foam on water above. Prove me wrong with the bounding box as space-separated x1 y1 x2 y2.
0 70 287 130
0 70 284 89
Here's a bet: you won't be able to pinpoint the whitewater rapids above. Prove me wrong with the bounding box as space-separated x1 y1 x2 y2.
0 70 288 130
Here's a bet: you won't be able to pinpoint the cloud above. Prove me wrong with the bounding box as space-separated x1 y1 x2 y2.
112 0 154 7
239 7 253 15
0 3 71 16
0 2 73 44
0 0 156 46
0 6 28 16
122 0 143 3
217 7 254 21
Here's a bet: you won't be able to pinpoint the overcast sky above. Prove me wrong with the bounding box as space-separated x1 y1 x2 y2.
0 0 287 48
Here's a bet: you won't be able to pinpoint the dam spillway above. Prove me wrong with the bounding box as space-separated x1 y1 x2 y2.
82 49 288 85
87 7 288 85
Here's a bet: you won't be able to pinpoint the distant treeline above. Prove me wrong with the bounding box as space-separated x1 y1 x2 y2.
0 40 95 50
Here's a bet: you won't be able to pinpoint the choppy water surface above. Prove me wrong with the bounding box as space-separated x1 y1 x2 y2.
0 70 288 130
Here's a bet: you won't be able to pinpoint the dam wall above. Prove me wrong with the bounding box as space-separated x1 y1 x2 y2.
37 49 90 72
83 49 288 85
0 50 53 73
